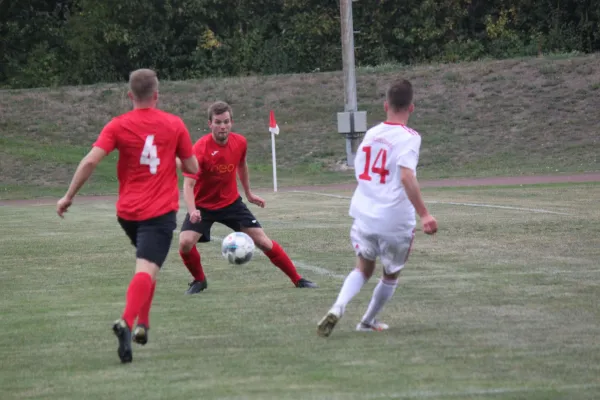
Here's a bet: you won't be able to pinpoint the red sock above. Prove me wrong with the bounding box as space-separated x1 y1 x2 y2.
136 280 156 328
264 240 302 284
121 272 153 329
180 246 205 281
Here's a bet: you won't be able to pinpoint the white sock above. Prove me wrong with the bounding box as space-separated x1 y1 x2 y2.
360 278 397 325
333 269 367 310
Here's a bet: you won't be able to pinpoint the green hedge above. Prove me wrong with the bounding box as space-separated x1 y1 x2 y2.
1 0 599 88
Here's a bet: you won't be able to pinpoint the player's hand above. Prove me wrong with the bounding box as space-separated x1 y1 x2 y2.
421 214 438 235
56 196 73 218
189 209 201 224
247 192 265 208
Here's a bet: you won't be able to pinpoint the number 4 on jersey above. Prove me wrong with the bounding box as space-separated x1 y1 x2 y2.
358 146 390 183
140 135 160 174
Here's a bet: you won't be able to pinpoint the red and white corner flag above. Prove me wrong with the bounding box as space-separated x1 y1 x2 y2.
269 110 279 192
269 110 280 135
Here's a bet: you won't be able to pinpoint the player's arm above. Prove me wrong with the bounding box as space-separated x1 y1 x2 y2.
181 149 202 223
400 167 437 234
398 136 437 234
400 167 429 219
237 139 253 196
56 147 107 217
176 120 199 175
237 156 252 196
57 120 117 218
65 147 107 199
237 154 265 208
182 176 198 216
179 156 199 175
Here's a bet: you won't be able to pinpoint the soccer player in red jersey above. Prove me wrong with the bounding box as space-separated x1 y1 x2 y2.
56 69 199 363
178 101 317 293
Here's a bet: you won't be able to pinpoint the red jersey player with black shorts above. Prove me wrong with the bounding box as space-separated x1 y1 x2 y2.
177 101 317 294
56 69 198 364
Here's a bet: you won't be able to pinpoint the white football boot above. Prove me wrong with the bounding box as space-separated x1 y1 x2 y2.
356 320 389 332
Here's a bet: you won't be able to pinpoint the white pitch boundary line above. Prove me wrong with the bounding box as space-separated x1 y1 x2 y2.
292 261 346 280
365 383 600 399
427 200 572 215
289 190 351 200
289 190 572 215
217 382 600 400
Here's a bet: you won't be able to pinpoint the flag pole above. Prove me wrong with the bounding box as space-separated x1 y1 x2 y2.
271 132 277 192
269 110 279 192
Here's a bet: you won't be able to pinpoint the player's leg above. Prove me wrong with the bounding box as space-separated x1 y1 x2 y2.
224 198 316 287
178 211 213 294
112 217 139 362
355 271 398 332
113 258 158 363
132 212 177 343
357 229 415 332
241 226 317 288
134 277 156 345
113 212 175 363
317 223 377 337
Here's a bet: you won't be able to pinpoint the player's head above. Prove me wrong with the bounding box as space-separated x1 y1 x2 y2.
208 101 233 145
128 69 159 107
384 79 414 115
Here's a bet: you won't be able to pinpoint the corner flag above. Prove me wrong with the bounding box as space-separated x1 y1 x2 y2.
269 110 279 192
269 110 280 135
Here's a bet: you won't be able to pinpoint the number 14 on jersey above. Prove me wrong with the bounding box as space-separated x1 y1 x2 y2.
140 134 161 174
358 146 390 183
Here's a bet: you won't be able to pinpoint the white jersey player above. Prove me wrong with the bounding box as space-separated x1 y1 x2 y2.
317 79 437 337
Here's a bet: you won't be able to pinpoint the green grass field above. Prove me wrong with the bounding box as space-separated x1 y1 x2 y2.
1 183 599 400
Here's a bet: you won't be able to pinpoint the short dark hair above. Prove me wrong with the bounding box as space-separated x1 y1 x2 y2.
128 69 158 101
208 101 233 121
386 80 413 112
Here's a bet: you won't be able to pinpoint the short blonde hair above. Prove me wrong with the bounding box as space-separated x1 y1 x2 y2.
128 69 158 101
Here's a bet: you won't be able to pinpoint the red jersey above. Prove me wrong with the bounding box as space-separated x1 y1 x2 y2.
183 132 247 210
93 108 194 221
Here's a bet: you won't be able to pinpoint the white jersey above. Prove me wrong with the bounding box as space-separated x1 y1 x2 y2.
349 122 421 234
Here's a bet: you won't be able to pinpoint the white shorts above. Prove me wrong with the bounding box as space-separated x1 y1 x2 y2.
350 222 415 275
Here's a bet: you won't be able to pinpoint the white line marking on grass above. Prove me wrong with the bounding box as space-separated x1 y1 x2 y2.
289 190 571 215
290 190 351 200
427 200 571 215
211 235 345 280
293 261 346 280
366 383 600 399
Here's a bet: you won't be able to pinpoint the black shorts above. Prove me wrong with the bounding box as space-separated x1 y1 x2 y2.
118 211 177 267
181 197 261 243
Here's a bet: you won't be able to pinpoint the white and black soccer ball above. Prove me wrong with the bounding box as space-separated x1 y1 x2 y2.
221 232 255 265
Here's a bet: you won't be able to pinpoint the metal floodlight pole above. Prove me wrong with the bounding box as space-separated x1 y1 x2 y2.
340 0 359 167
341 0 358 112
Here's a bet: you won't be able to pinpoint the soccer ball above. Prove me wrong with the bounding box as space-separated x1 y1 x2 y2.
221 232 255 265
